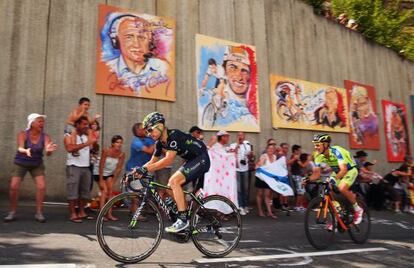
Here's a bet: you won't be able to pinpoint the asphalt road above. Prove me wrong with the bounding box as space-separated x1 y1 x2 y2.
1 202 414 268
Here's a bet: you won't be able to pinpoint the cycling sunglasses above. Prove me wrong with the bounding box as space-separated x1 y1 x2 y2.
146 124 160 133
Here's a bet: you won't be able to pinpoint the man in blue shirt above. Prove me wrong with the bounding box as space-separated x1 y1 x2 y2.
125 123 155 172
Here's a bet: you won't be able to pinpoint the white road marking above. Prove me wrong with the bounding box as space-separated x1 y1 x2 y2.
43 201 69 206
246 247 312 266
194 247 388 263
371 218 414 230
239 240 261 243
370 239 414 250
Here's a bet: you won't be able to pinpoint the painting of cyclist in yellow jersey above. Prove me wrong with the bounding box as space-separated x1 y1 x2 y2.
382 100 410 162
345 80 380 150
196 34 260 132
270 75 350 133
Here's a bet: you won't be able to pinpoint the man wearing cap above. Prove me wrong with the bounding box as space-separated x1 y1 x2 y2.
354 150 368 171
189 126 204 141
212 130 231 151
4 114 58 223
359 161 384 204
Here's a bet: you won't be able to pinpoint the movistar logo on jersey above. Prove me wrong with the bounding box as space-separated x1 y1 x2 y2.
185 140 193 145
183 168 191 174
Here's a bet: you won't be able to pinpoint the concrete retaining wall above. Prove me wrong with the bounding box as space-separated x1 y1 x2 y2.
0 0 413 200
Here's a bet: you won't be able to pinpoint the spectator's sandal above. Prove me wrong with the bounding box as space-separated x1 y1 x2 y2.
80 215 94 220
70 217 82 223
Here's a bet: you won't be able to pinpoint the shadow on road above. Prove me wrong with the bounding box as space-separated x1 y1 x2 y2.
0 241 84 265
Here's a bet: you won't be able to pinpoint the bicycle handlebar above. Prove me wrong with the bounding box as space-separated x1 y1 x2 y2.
122 171 155 191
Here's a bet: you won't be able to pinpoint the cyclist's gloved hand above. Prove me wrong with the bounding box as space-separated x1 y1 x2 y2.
125 172 135 183
135 166 148 178
329 176 337 185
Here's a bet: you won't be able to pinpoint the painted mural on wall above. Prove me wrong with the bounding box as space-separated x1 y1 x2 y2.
196 34 260 132
270 75 350 133
96 4 176 101
345 80 380 150
411 96 414 125
382 100 410 162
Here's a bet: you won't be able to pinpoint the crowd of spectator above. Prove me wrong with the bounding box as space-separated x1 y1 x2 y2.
320 2 358 31
4 98 414 224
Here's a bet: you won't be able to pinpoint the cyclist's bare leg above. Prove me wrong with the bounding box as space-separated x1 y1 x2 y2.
168 171 186 211
217 80 225 98
338 182 356 204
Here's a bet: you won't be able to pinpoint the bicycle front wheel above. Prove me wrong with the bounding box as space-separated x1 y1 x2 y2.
304 197 336 250
202 103 216 128
348 198 370 244
191 195 242 257
96 192 163 263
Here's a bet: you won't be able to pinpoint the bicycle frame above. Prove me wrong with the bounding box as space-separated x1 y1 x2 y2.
317 182 348 232
128 178 203 229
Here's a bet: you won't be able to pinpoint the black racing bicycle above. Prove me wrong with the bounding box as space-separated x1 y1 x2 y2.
96 172 242 263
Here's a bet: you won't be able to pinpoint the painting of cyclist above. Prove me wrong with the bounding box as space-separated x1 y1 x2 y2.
314 88 347 128
196 34 259 132
382 100 410 162
271 75 350 133
96 4 176 101
346 82 380 149
200 58 227 110
275 81 305 121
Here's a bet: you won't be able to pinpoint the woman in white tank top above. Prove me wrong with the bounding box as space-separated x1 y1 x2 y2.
255 144 277 219
98 135 125 221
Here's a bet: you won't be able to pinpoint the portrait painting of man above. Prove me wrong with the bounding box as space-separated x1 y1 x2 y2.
96 4 175 101
196 34 260 132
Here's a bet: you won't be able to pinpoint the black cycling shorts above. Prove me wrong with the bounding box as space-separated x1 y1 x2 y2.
178 153 211 184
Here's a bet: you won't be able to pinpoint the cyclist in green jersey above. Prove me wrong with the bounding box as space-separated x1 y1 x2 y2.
311 133 364 225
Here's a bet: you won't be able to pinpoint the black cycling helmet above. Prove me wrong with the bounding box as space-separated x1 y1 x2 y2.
142 112 165 129
313 133 331 143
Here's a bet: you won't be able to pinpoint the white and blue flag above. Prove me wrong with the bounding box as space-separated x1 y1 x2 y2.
255 156 294 196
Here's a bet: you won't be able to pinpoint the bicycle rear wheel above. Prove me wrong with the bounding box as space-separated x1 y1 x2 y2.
304 197 336 250
96 192 163 263
191 195 242 257
348 198 370 244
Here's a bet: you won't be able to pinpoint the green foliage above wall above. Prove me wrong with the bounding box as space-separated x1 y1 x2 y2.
305 0 414 61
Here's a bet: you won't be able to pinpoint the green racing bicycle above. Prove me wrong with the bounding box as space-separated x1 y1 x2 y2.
96 172 242 263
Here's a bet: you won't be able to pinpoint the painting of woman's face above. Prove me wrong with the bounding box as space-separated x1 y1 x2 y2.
356 96 370 118
325 88 338 111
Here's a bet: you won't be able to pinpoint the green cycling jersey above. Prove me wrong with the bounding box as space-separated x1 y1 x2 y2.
314 145 356 174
